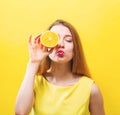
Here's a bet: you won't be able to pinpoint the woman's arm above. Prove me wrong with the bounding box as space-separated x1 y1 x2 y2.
15 61 40 115
15 34 52 115
89 83 105 115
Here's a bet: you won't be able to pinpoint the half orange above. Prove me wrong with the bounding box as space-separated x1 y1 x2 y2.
40 31 59 48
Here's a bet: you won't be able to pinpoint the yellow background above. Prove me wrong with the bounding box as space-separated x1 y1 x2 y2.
0 0 120 114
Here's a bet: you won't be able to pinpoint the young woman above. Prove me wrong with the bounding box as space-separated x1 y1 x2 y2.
15 20 105 115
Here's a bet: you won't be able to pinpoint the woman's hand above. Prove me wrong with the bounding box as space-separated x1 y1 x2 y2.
28 34 53 63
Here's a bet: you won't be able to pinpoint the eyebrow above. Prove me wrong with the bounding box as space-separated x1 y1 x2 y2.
64 35 72 37
57 34 72 38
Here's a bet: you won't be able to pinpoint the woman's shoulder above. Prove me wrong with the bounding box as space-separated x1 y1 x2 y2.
89 83 105 114
90 83 103 100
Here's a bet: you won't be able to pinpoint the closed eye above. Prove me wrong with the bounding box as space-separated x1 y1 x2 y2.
65 37 73 42
65 39 72 42
64 35 72 42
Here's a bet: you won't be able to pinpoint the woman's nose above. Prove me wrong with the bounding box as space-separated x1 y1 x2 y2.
57 39 64 48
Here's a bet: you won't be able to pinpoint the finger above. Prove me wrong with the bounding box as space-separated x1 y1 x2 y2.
33 34 41 40
40 43 44 49
37 37 40 44
33 34 41 44
36 37 40 44
28 35 32 45
35 34 41 40
42 46 48 52
33 37 37 44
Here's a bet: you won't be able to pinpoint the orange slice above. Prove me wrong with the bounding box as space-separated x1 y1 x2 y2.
40 31 59 47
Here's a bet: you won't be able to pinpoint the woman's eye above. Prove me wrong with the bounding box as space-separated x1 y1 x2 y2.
65 38 72 42
66 40 72 42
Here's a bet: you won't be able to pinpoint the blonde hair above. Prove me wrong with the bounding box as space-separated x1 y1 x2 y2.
37 19 91 78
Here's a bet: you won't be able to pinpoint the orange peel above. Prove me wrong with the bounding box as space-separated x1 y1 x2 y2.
40 31 59 47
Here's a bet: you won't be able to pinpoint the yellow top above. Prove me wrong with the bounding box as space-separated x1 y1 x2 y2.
30 75 94 115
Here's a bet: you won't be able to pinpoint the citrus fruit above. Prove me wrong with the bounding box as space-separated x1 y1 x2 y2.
40 31 59 47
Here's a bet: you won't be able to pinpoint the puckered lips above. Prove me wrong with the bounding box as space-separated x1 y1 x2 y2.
57 50 64 57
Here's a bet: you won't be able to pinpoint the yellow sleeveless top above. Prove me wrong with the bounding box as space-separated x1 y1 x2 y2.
30 75 94 115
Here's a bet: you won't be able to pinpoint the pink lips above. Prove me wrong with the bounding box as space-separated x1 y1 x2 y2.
57 50 64 56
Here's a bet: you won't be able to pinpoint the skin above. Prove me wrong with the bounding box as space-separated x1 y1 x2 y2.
49 25 74 64
45 25 77 85
90 84 105 115
15 24 105 115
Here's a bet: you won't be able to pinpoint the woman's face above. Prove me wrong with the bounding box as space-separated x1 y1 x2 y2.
49 24 74 64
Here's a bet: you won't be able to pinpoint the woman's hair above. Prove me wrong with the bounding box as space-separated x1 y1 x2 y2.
37 19 91 78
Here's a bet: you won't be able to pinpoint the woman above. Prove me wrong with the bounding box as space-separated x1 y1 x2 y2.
15 20 105 115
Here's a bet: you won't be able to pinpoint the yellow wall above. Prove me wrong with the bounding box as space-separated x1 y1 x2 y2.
0 0 120 114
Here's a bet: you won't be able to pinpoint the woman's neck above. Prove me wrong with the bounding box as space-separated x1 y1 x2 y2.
45 63 77 85
50 62 71 73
